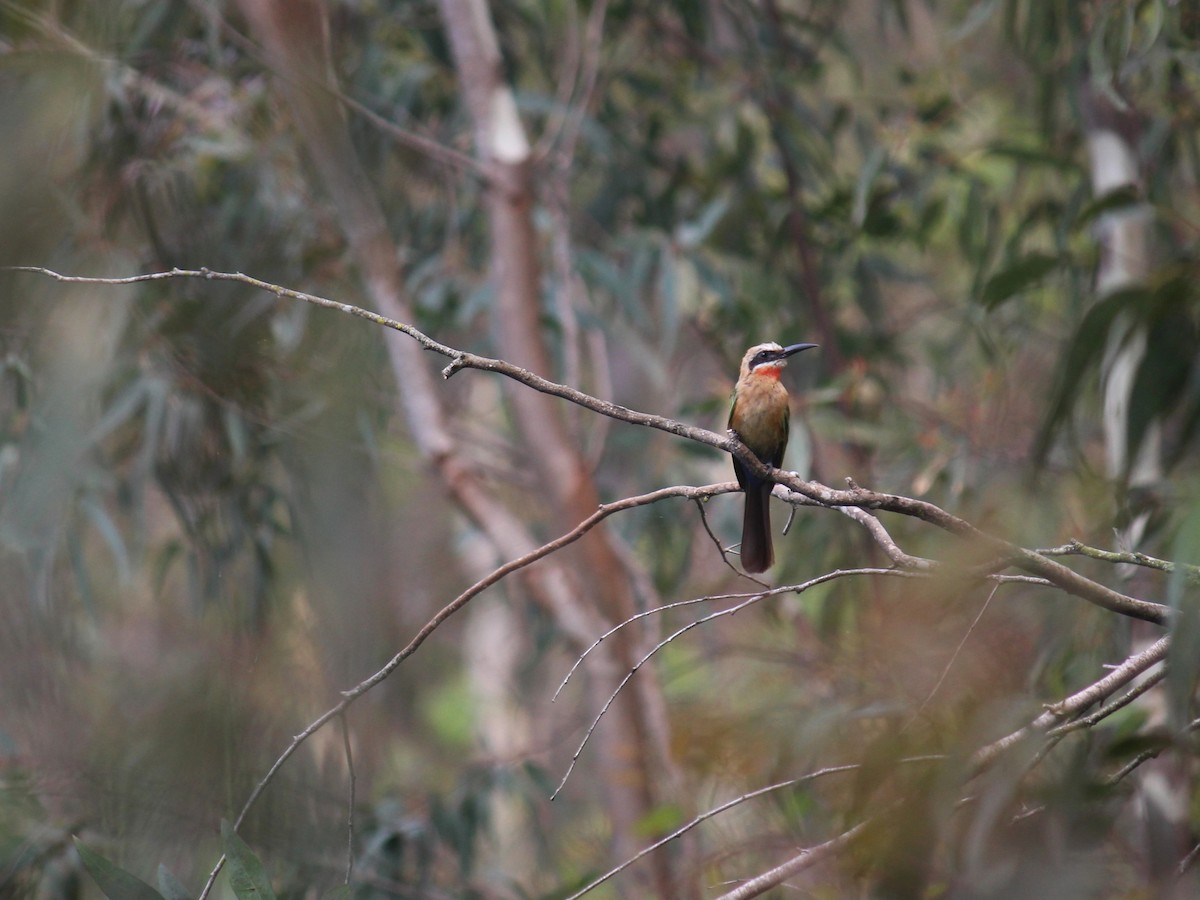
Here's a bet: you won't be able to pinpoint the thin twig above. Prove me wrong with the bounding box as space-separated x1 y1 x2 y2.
692 494 768 582
190 481 730 898
1038 539 1200 583
553 589 755 702
1178 841 1200 878
339 712 356 885
1105 748 1161 786
696 494 768 585
904 582 1000 731
714 820 871 900
553 592 772 798
562 775 842 899
1046 666 1167 737
563 763 888 900
552 568 924 798
972 635 1172 772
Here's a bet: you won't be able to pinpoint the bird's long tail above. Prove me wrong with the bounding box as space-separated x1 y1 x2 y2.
740 480 774 573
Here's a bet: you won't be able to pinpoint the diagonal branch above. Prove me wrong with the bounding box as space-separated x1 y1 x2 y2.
715 820 872 900
552 567 926 798
184 481 728 899
11 265 1170 628
565 766 861 900
971 634 1171 772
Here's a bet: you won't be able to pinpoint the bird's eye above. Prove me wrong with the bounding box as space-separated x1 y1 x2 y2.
753 351 772 367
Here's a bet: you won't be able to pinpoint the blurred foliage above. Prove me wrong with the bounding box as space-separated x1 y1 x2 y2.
1 0 1199 897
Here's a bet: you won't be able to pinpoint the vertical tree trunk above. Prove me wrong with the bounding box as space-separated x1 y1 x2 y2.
1082 84 1185 887
1082 87 1160 542
240 1 692 894
435 2 693 895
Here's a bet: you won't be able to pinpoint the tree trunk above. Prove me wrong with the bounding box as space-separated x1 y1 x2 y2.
240 1 692 893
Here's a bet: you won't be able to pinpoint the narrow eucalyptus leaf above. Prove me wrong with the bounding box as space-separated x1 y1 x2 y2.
73 837 164 900
220 821 276 900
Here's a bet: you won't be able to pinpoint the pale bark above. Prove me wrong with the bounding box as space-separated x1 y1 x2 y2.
1082 91 1160 539
1083 85 1185 888
239 1 690 894
435 2 692 894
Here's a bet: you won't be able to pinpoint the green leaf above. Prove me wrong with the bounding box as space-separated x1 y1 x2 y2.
634 803 684 838
979 252 1060 309
1074 183 1143 230
322 887 352 900
853 145 887 228
156 865 193 900
676 192 729 248
79 496 132 584
73 837 164 900
986 142 1080 173
220 821 276 900
657 244 679 345
1125 312 1195 476
1033 285 1152 464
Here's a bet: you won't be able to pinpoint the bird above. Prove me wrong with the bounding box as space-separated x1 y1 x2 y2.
728 341 817 573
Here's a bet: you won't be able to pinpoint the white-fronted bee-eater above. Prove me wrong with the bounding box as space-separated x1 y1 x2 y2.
727 341 817 573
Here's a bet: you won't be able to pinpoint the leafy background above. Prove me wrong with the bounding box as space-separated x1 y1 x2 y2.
1 0 1199 897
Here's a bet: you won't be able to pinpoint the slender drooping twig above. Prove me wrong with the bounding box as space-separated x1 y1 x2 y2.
904 582 1001 732
552 567 925 798
185 482 729 898
338 712 356 885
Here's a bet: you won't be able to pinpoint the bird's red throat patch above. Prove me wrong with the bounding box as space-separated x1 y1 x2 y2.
753 364 784 380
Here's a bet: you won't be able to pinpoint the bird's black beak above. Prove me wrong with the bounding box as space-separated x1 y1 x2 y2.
781 342 818 358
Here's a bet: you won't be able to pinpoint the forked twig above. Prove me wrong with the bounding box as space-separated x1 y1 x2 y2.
553 590 755 702
972 635 1171 772
552 568 924 798
188 482 729 897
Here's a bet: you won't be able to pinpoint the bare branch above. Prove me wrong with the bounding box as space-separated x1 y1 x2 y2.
1039 539 1200 584
189 481 728 898
714 820 871 900
972 635 1171 772
11 265 1171 629
552 567 925 798
563 766 863 900
1046 667 1167 738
